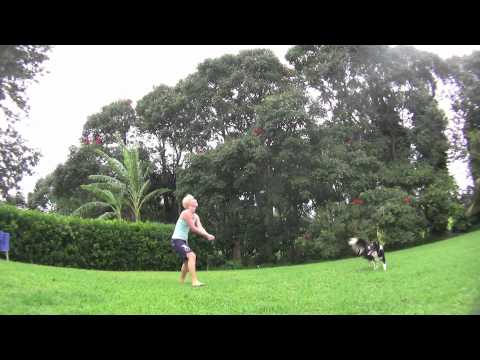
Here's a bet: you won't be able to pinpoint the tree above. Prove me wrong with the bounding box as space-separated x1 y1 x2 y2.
448 51 480 180
135 49 292 224
3 190 27 208
0 45 51 199
181 48 291 142
135 83 213 222
253 87 317 260
286 45 451 167
79 136 171 221
28 99 172 221
0 45 51 120
177 135 265 263
448 51 480 220
0 125 40 199
264 44 467 252
177 86 316 264
466 179 480 217
82 99 136 145
41 145 106 214
27 173 55 211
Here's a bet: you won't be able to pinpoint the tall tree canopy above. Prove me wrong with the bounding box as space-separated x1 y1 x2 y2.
0 45 51 199
448 51 480 217
25 46 475 265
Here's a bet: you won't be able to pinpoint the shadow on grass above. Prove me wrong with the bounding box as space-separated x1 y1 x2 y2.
354 267 372 272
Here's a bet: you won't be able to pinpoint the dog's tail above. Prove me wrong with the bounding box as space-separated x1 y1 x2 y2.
379 245 387 271
348 237 359 246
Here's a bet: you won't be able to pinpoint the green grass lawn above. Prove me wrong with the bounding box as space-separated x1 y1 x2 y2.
1 230 479 315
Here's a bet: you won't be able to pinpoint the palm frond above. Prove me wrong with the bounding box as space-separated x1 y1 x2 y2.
124 147 141 194
80 184 120 203
139 188 171 209
139 179 151 199
87 181 126 193
72 201 112 217
88 175 125 187
98 212 117 220
94 149 128 181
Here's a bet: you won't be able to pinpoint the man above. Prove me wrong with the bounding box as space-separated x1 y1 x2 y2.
171 194 215 287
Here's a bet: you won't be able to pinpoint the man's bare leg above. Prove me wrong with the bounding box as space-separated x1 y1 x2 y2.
187 252 204 287
180 260 189 284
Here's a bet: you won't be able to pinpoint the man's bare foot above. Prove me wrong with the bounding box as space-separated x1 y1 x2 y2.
192 281 205 287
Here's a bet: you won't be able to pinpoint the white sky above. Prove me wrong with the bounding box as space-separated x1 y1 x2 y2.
9 45 480 198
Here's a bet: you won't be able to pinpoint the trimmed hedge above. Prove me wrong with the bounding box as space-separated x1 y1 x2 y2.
0 204 214 271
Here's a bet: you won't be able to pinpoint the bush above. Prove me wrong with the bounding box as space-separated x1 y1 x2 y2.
299 187 430 260
418 174 465 235
449 202 472 233
359 187 428 249
0 204 215 271
295 202 350 261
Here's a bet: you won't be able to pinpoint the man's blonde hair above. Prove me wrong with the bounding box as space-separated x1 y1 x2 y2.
182 194 195 209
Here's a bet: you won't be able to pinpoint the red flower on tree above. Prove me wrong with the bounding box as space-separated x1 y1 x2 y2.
351 198 364 205
95 136 102 145
303 232 312 241
403 196 412 205
253 127 265 136
83 137 90 145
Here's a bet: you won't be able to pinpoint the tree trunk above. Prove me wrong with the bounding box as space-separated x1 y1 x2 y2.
232 238 241 262
263 237 273 262
466 179 480 217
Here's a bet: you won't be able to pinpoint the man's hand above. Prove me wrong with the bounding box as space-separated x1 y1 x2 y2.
207 234 215 241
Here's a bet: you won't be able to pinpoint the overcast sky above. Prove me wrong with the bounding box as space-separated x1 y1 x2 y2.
11 45 480 198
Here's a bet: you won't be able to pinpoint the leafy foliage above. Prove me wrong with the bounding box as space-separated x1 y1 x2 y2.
28 145 106 215
75 136 171 221
23 46 476 266
0 45 51 119
0 203 215 270
448 51 480 221
82 99 135 145
0 45 51 199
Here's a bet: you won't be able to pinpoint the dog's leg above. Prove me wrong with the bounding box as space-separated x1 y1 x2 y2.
383 262 387 271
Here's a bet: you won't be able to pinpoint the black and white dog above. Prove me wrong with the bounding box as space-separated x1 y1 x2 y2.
348 237 387 271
